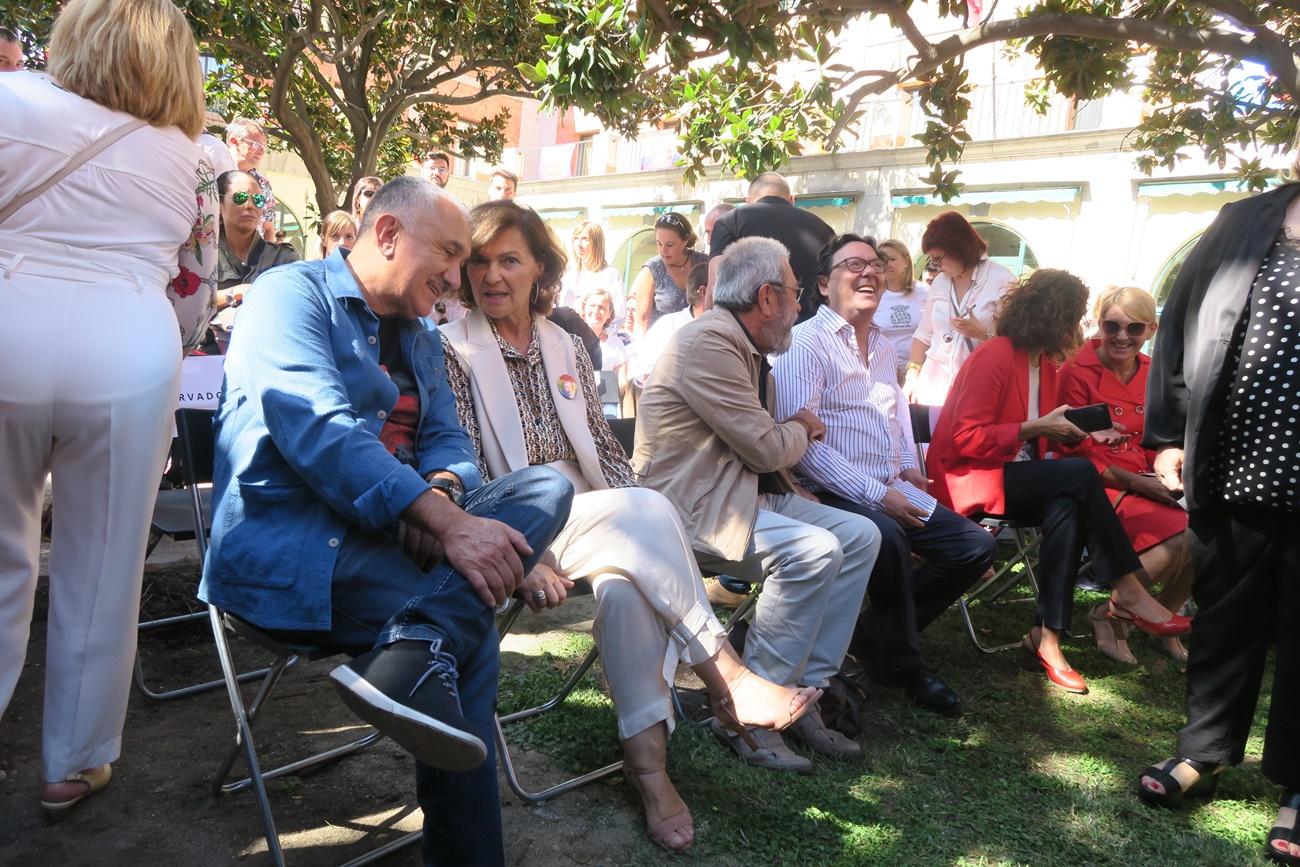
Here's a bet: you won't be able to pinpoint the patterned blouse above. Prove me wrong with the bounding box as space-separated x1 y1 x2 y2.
441 321 637 488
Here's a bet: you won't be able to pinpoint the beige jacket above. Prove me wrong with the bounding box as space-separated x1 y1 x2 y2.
441 310 609 495
631 308 808 561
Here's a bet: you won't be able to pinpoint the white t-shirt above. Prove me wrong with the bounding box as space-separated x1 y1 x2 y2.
633 307 694 387
877 282 928 370
558 265 627 317
198 133 237 179
913 259 1016 406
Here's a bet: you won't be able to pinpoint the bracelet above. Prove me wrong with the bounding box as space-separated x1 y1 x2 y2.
906 361 923 373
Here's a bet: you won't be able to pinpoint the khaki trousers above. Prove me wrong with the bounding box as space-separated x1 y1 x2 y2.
549 488 726 739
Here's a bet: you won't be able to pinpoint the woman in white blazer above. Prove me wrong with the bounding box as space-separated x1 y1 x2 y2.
440 201 818 854
0 0 216 814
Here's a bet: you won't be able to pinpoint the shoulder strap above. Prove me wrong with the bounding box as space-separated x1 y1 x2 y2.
0 118 148 226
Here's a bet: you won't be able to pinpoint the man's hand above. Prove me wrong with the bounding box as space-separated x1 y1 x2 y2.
790 409 826 442
899 467 929 492
1153 447 1185 494
400 521 443 572
520 554 574 612
404 489 533 607
880 487 927 529
790 481 820 503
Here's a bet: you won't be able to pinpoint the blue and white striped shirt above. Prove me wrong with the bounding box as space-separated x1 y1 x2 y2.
773 304 937 517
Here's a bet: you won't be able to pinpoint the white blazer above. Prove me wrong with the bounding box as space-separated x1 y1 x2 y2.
440 309 609 495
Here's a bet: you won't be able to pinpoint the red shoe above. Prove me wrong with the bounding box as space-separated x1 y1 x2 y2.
1020 636 1088 694
1109 602 1192 638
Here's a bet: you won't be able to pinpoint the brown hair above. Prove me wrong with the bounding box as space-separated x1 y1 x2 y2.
920 211 988 272
996 269 1088 361
571 220 608 272
48 0 205 138
462 201 567 315
350 176 382 219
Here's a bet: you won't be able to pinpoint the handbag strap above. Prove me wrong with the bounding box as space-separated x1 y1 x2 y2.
0 118 148 226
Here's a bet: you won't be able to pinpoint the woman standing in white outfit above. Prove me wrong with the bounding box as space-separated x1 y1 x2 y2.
0 0 216 814
904 212 1016 407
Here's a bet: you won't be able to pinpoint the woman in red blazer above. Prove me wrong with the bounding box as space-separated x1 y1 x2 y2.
1059 286 1191 665
928 270 1191 694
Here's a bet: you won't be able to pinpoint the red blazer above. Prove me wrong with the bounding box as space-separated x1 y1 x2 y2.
1058 339 1156 483
927 336 1063 517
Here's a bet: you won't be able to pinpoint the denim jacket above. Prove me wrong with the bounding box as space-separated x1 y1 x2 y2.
199 250 483 630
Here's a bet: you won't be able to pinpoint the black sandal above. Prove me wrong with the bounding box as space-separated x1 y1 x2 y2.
1137 757 1220 808
1266 790 1300 865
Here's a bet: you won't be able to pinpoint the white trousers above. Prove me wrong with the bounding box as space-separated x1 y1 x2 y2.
548 487 727 740
699 493 880 689
0 266 180 781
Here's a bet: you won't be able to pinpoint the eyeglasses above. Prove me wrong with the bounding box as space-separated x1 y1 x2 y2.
766 280 803 301
829 256 884 275
237 138 266 154
1100 319 1149 337
228 191 267 208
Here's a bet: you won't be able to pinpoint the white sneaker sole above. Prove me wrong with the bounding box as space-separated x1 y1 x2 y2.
330 666 487 772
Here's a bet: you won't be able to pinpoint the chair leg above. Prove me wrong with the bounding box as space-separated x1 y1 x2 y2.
134 609 272 701
960 529 1041 654
337 831 423 867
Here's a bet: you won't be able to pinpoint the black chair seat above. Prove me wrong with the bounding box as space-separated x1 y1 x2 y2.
151 487 211 537
224 613 353 663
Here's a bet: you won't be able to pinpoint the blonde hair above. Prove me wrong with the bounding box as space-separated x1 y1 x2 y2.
48 0 204 139
878 239 916 295
571 221 608 272
1094 285 1157 325
320 210 356 258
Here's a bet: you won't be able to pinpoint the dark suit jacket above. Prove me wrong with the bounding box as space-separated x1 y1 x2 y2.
709 196 836 321
1144 182 1300 509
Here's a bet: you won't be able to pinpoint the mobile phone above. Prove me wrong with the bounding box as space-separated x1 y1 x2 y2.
1063 403 1112 433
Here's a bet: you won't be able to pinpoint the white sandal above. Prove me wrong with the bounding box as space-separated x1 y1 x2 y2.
40 763 112 814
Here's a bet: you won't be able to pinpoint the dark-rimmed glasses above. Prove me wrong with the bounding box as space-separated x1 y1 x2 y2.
228 191 267 208
830 256 884 274
1100 319 1148 337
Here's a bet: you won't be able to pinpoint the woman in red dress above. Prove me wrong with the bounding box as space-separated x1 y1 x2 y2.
1060 286 1192 663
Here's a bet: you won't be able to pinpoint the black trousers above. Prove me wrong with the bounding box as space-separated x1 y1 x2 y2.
822 495 996 672
1177 504 1300 789
1000 457 1142 631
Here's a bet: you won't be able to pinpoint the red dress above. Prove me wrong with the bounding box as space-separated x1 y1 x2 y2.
1058 339 1188 552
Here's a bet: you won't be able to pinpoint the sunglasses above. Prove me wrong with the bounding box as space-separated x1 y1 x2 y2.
359 188 377 198
228 191 267 208
655 213 690 230
1100 319 1148 337
830 256 885 275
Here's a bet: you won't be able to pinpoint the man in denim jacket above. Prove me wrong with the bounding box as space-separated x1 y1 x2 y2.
199 177 573 866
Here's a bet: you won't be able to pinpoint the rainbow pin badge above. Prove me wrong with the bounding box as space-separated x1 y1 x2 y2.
557 374 579 400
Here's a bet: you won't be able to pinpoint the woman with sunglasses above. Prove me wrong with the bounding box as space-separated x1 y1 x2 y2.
1059 287 1192 664
350 175 381 227
631 212 708 337
209 170 299 350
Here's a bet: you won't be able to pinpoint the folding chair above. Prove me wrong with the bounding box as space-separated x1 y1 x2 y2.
493 591 624 804
174 408 419 866
134 357 269 700
596 369 622 419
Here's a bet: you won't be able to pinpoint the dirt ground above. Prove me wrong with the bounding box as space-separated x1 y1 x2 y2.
0 538 657 867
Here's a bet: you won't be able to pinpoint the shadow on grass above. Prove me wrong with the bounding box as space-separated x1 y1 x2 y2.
498 593 1280 867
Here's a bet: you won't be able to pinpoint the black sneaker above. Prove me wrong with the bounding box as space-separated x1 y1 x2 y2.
329 639 487 771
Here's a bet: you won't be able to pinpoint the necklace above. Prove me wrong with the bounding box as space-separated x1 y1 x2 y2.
942 261 986 344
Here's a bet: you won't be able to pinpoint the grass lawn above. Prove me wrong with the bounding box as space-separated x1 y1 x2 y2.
498 582 1280 866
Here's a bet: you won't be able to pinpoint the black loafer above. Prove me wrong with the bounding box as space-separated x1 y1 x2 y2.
902 668 962 717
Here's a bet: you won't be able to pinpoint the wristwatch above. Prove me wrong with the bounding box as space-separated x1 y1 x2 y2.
428 476 463 505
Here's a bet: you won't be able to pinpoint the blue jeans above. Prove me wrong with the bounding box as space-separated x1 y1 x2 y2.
276 465 573 867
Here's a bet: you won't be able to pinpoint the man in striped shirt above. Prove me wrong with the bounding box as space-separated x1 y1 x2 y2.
773 234 996 717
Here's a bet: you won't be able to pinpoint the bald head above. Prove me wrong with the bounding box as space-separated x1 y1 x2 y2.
747 172 791 203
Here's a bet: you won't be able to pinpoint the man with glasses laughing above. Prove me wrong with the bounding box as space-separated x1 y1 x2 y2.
774 234 996 720
225 116 279 241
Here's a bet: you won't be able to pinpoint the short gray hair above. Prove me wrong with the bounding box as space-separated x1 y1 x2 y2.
712 236 789 312
358 176 452 235
226 117 266 141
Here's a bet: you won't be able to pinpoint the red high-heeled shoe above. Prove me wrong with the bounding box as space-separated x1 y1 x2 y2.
1109 602 1192 638
1020 635 1088 694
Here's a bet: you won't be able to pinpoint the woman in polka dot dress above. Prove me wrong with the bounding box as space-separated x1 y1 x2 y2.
1137 183 1300 864
1059 286 1192 665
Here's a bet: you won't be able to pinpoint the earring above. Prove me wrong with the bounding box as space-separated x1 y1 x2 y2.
530 282 539 305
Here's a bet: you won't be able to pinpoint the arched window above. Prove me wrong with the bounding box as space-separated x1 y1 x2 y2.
1152 233 1204 309
611 227 657 290
970 221 1039 277
272 200 306 257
